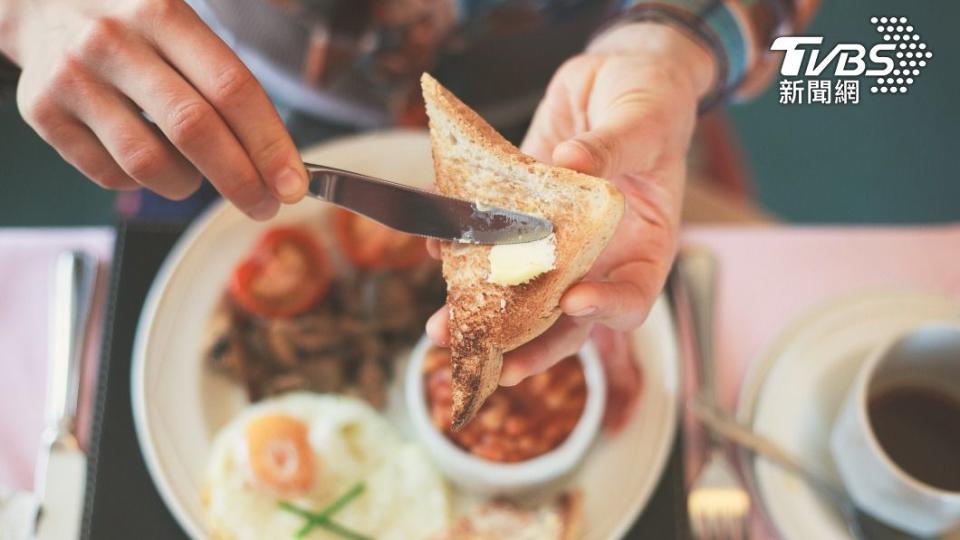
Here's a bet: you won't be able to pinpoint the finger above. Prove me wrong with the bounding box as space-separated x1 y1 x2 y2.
425 306 450 347
519 71 577 163
74 24 277 218
551 105 666 180
54 63 203 200
561 278 654 331
426 239 442 260
519 99 564 164
42 120 141 192
547 59 673 180
134 2 307 203
500 317 591 386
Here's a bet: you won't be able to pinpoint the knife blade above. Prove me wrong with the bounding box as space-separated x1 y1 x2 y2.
304 163 553 244
34 251 96 540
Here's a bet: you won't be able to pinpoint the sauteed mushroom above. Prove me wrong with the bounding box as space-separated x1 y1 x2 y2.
206 225 446 408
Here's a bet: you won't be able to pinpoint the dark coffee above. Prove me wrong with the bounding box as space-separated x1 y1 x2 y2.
868 383 960 492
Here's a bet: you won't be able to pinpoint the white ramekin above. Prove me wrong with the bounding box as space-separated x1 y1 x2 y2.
405 334 606 495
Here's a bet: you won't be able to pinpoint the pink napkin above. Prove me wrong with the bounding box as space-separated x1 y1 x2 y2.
0 228 114 491
680 223 960 538
682 224 960 412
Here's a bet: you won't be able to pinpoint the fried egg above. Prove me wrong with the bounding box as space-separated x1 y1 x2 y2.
203 393 450 539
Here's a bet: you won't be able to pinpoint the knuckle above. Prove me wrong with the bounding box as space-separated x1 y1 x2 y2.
209 65 256 107
133 0 181 23
167 100 213 146
121 144 166 181
219 173 265 207
54 61 103 112
250 136 290 174
76 17 126 60
209 69 257 111
51 57 94 101
19 93 61 131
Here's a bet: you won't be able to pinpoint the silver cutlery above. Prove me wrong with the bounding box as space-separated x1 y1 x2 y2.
691 398 960 540
0 486 37 540
304 162 553 245
674 246 752 540
33 251 97 540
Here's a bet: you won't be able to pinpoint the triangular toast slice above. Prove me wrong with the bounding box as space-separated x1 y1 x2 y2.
421 73 624 430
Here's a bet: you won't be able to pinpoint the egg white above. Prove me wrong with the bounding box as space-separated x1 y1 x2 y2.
203 393 450 540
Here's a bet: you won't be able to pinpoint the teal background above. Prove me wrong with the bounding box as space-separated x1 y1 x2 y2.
1 1 957 226
727 1 960 224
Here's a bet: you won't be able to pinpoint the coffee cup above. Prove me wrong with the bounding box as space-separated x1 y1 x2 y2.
830 322 960 537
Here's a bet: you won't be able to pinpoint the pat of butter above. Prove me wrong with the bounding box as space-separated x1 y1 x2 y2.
487 234 556 286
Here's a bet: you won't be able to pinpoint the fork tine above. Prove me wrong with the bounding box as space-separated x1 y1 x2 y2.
731 508 745 540
697 513 710 540
690 511 704 540
718 510 733 540
719 512 732 540
700 511 714 540
707 512 720 540
734 508 748 540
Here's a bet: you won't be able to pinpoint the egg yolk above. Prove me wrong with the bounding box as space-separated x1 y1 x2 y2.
244 414 316 495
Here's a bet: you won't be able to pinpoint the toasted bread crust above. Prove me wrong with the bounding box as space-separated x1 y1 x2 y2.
422 73 624 430
432 490 583 539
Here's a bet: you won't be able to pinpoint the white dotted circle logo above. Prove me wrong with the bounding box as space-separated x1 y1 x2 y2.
869 16 933 95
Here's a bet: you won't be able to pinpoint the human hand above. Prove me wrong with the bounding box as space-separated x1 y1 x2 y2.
426 22 716 385
0 0 306 219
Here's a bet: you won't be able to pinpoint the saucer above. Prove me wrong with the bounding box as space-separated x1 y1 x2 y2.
736 290 960 540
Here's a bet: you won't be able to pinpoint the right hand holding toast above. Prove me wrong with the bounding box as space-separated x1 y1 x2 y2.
0 0 307 219
427 22 717 385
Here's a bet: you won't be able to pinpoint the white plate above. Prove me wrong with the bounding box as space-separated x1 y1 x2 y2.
736 290 960 540
132 130 680 539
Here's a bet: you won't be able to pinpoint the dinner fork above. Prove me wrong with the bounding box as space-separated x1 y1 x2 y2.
674 247 751 540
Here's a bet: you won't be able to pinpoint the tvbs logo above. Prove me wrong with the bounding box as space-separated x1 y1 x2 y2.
772 16 932 103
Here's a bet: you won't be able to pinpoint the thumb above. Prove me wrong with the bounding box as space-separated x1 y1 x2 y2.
551 97 665 179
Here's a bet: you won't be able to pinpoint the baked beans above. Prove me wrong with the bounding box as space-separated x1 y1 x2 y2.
423 348 587 463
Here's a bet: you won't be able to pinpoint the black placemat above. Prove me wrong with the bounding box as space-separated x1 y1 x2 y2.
81 220 688 539
81 221 189 540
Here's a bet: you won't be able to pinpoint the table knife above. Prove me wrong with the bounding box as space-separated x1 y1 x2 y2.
305 162 553 244
33 251 97 540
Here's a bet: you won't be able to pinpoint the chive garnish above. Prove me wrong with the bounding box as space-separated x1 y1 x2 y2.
278 482 371 540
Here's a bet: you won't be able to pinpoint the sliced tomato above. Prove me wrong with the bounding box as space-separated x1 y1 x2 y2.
333 209 427 270
229 226 331 318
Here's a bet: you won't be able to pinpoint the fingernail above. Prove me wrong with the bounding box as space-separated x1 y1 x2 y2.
249 198 279 221
275 167 305 200
499 367 523 387
568 305 598 317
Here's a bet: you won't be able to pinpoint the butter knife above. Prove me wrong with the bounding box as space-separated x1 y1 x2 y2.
305 163 553 244
34 251 96 540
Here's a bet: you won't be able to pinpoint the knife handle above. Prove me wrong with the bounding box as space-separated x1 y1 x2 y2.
44 251 97 446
